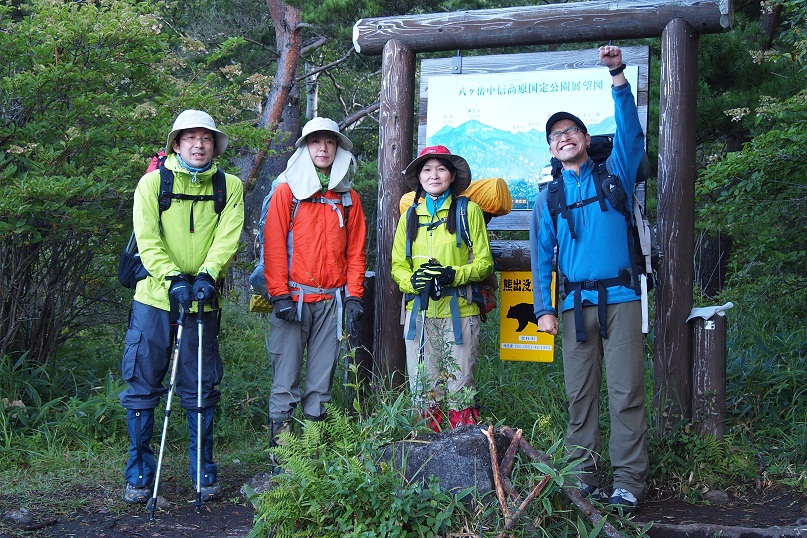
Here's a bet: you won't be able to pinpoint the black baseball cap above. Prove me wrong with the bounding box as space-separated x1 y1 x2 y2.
545 112 587 143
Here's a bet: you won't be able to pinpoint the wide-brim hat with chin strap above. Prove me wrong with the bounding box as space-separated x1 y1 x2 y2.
295 117 353 150
402 145 472 193
165 109 229 157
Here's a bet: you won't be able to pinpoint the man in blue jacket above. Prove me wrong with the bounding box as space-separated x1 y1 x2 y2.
529 45 648 513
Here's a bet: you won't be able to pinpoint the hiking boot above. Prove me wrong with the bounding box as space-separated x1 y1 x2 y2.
578 482 605 502
423 405 443 432
608 488 639 514
448 407 480 428
123 482 152 504
269 419 292 448
197 481 223 501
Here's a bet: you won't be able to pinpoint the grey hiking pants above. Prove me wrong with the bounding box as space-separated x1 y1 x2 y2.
561 300 648 499
267 298 340 420
403 311 480 410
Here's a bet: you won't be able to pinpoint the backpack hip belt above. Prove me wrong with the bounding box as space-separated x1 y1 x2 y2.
288 280 346 340
405 286 464 345
563 270 632 343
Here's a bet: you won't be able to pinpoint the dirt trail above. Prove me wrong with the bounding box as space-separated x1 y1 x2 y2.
2 473 804 537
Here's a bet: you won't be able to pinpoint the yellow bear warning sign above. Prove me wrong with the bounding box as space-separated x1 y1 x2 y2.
499 271 555 362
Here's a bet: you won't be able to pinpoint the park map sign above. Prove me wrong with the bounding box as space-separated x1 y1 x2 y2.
418 47 647 212
418 48 648 361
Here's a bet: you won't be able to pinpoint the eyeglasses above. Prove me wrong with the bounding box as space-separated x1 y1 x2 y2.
180 135 214 144
548 126 583 142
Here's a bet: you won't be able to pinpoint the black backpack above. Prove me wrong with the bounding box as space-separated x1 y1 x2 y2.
546 134 662 294
117 151 227 289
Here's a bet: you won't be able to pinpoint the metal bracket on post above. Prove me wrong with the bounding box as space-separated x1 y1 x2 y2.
451 52 462 74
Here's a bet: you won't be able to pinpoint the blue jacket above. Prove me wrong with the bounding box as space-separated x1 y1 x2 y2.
530 82 645 319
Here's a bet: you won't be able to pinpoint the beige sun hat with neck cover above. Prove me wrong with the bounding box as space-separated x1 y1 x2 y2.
295 117 353 150
277 118 356 200
165 109 229 157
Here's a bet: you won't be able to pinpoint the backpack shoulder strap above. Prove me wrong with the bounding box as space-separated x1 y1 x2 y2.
547 174 577 240
290 196 300 223
404 203 417 261
211 169 227 214
340 191 352 225
158 166 174 213
592 161 609 212
340 191 353 207
454 195 472 250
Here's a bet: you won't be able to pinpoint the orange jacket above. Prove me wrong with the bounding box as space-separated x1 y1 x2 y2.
263 182 366 301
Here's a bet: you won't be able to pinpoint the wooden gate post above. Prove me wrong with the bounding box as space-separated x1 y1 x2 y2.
691 311 727 438
655 17 699 431
374 39 415 388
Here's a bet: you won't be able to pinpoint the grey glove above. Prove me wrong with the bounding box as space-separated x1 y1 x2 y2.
344 297 363 324
270 294 298 322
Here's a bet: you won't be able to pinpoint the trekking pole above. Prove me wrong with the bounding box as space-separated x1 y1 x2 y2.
195 292 204 513
147 308 185 521
412 279 432 412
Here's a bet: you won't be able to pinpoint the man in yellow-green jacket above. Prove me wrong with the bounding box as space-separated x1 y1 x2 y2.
391 146 493 431
119 110 244 504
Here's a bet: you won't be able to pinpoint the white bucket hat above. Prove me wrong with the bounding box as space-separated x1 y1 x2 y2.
295 117 352 150
165 109 229 157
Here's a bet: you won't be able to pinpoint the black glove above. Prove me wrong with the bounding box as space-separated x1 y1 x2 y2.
270 294 298 322
410 266 432 292
168 276 193 311
344 297 363 324
421 263 456 286
192 272 217 306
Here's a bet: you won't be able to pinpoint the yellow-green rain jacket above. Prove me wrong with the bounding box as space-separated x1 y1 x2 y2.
391 194 493 319
132 154 244 312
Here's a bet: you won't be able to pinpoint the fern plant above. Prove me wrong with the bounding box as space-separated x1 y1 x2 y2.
249 404 465 538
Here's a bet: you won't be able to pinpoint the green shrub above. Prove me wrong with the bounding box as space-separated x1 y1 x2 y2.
249 402 466 538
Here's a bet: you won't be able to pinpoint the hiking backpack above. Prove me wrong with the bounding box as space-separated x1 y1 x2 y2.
546 134 662 332
248 183 353 305
117 150 227 289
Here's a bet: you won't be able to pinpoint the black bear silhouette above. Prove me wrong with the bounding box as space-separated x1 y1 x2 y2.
507 303 539 332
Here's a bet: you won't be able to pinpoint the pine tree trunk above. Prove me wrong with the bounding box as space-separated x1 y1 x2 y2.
242 0 304 233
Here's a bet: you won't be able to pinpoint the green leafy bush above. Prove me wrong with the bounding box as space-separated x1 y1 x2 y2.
0 0 262 367
249 403 466 538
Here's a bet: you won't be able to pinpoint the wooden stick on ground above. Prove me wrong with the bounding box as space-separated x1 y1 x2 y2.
499 428 522 479
503 474 551 531
482 425 511 523
499 426 626 538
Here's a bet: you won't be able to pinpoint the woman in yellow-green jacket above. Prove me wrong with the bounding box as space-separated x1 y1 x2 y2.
391 146 494 431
